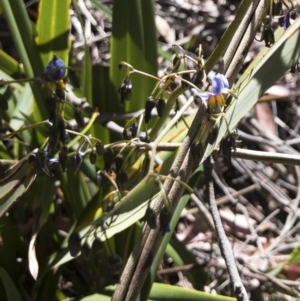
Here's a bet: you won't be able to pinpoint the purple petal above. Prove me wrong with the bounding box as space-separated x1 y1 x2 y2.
190 88 211 101
284 12 291 30
212 74 229 95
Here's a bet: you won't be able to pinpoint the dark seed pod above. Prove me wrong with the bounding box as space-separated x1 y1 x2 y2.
118 78 132 105
0 93 8 111
108 254 122 275
191 69 206 88
48 116 65 152
159 207 172 234
46 96 57 120
89 152 97 165
81 241 91 260
156 98 166 117
48 127 61 153
219 135 233 165
68 68 81 88
95 142 104 156
68 232 81 257
92 237 104 256
116 171 128 192
55 87 65 100
144 96 155 123
103 147 115 172
181 73 190 89
115 153 124 173
145 207 156 229
264 28 275 47
59 146 68 172
97 170 109 187
92 237 104 266
71 153 83 172
278 15 285 28
74 109 85 127
60 131 68 145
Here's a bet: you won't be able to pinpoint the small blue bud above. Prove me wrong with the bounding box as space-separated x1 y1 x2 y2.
43 55 66 81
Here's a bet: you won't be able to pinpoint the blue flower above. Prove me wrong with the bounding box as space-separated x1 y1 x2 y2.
43 55 66 81
282 11 299 30
283 12 291 30
191 73 229 111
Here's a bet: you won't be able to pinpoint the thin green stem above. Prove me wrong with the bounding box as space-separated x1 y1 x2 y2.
67 112 99 149
0 120 50 140
148 95 195 173
149 86 187 140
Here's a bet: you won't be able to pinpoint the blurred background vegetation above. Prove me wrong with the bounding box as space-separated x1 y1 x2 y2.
0 0 300 300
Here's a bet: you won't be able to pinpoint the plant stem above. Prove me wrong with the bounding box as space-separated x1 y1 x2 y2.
204 156 248 301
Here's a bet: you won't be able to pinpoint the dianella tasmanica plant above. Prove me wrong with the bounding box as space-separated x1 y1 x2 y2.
0 0 300 301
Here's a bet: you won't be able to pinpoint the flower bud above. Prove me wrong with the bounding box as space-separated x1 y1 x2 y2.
81 241 91 260
89 152 97 165
74 109 85 127
145 207 156 229
71 153 83 172
118 78 132 105
156 98 166 117
103 147 115 172
48 127 60 152
159 207 172 234
59 146 68 172
55 87 65 100
46 96 57 120
191 69 206 88
181 73 190 89
116 171 128 191
115 153 124 173
92 237 104 266
264 28 275 47
95 142 104 156
108 254 122 276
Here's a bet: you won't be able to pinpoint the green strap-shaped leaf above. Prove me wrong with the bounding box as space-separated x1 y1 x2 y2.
101 283 236 301
0 50 25 76
110 0 157 112
36 0 71 66
0 150 37 217
0 266 23 301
